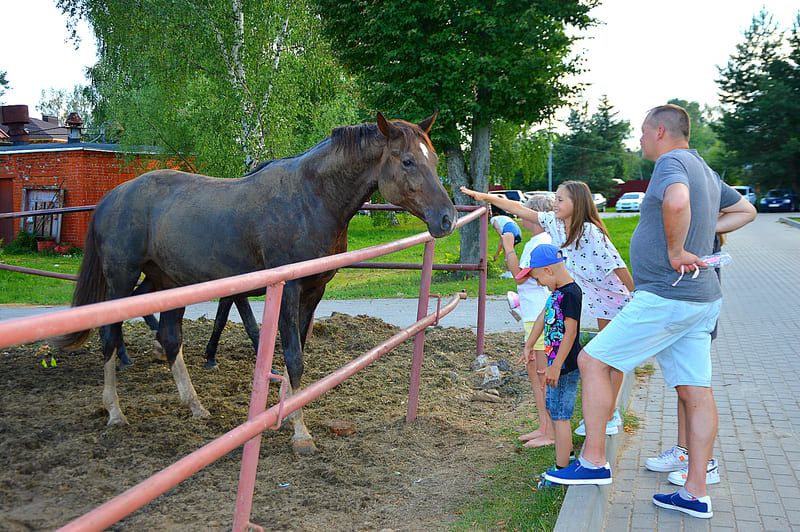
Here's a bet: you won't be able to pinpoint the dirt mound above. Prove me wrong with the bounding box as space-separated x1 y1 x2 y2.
0 313 532 531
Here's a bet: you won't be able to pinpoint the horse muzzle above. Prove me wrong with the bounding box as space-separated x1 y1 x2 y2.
425 206 456 238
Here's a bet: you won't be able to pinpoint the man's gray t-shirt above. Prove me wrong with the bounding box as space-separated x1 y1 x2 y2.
630 149 740 302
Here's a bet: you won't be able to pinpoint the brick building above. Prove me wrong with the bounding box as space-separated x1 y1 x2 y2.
0 143 177 247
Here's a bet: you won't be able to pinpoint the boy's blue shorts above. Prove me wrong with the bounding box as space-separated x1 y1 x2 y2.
546 369 580 421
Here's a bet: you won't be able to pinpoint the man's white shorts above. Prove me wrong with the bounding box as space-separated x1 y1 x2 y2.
584 290 721 388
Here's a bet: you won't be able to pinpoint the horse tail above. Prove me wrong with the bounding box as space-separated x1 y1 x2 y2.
50 220 107 351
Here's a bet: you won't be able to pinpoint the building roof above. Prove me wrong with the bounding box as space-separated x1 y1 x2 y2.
0 142 164 155
0 115 70 143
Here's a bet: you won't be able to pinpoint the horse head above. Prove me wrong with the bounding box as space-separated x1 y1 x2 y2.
375 112 456 237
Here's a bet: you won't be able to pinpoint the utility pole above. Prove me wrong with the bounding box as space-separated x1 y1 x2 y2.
547 139 553 192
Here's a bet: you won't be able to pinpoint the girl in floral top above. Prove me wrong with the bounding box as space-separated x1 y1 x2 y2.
461 181 635 432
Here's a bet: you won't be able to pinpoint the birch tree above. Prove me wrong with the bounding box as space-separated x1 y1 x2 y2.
59 0 359 176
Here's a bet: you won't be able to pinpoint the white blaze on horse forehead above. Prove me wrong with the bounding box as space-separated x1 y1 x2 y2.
418 141 430 160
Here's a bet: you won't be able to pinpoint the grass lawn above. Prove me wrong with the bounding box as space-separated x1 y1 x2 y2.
0 214 639 305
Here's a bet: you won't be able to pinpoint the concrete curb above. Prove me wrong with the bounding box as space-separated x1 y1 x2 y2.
779 216 800 230
553 369 638 532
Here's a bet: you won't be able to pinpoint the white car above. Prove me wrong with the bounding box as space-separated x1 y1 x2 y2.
592 193 607 212
616 192 645 212
732 185 757 206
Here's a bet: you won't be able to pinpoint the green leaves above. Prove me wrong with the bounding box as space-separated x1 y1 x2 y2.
59 0 361 177
715 9 800 190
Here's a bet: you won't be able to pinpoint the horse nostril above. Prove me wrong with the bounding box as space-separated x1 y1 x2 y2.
441 214 452 232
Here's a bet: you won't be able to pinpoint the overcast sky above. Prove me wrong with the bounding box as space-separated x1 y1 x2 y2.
2 0 798 146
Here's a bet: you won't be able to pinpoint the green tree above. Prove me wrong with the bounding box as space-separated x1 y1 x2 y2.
715 10 800 191
36 85 96 128
552 96 630 198
489 121 549 191
313 0 597 263
0 70 9 103
59 0 360 177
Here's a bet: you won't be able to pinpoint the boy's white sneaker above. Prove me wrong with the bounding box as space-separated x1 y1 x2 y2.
668 459 721 486
645 445 689 472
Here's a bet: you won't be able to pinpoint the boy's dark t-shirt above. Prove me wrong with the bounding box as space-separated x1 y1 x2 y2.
543 281 583 375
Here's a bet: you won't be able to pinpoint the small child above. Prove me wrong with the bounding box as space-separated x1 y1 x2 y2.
500 194 555 447
518 244 583 483
489 215 522 277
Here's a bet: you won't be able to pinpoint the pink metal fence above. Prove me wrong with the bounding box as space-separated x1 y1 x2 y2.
0 205 489 530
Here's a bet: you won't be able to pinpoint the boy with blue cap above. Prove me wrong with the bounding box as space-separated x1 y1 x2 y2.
518 243 584 484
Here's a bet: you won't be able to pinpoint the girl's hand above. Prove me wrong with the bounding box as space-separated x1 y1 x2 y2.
518 346 532 366
544 365 560 388
460 187 484 201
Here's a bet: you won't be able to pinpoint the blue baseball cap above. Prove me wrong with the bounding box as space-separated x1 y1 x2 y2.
515 244 566 280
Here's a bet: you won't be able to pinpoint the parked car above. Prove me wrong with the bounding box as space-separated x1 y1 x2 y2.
524 190 556 200
615 192 645 212
488 189 525 217
592 193 607 212
759 189 800 212
732 185 757 206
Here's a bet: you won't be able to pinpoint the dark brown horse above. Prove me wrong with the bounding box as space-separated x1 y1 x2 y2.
52 113 455 454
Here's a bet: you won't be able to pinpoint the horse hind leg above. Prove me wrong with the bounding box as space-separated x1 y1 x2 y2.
100 323 128 425
279 282 316 455
159 308 210 418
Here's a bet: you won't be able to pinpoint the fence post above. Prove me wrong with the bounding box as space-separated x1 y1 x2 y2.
406 239 435 422
232 282 284 531
476 207 488 357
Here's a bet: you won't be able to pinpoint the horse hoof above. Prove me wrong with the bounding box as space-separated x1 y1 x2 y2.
107 414 129 426
152 341 167 361
292 438 317 456
191 404 211 418
204 360 218 370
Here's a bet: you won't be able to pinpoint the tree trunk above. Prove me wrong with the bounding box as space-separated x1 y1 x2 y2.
445 120 492 267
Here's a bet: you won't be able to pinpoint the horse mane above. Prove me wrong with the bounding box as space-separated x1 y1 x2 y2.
330 120 435 157
243 159 276 175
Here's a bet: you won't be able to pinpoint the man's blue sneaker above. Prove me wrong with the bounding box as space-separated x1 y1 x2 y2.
652 491 713 519
542 460 612 485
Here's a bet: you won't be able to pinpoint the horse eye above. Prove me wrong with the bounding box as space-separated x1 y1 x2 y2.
402 159 414 168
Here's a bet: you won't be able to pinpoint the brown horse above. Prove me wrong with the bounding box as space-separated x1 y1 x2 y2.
52 112 455 454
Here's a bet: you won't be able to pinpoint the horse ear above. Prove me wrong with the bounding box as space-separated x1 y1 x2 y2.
376 112 398 139
418 110 438 135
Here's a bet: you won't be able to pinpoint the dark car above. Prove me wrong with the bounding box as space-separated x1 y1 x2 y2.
759 189 800 212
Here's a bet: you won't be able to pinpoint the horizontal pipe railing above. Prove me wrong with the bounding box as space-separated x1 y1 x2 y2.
0 205 96 219
58 291 465 532
0 261 481 282
0 207 484 348
0 203 482 220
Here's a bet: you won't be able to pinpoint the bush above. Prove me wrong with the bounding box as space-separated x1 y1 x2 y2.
3 231 38 253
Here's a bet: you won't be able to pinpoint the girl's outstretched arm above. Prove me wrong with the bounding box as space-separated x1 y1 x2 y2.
460 187 541 225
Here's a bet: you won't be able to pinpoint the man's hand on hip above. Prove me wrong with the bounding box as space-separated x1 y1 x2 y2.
669 249 708 273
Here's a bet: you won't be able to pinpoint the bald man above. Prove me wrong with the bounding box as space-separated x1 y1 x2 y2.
543 104 756 520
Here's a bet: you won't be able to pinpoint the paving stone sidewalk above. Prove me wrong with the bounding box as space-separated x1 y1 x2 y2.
604 213 800 531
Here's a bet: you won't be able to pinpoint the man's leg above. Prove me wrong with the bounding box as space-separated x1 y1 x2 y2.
677 394 687 449
597 318 624 424
578 350 615 465
676 385 717 497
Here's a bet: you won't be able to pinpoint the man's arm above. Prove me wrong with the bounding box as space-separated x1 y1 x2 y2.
663 182 706 272
544 317 578 387
716 196 757 234
459 187 541 224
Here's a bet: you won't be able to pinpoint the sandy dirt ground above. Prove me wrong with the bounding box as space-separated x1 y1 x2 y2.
0 314 535 531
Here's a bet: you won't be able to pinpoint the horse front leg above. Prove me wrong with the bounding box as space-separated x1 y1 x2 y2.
159 308 210 418
279 282 316 455
204 297 235 369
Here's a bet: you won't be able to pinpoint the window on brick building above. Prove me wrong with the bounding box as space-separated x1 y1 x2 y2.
22 188 64 241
